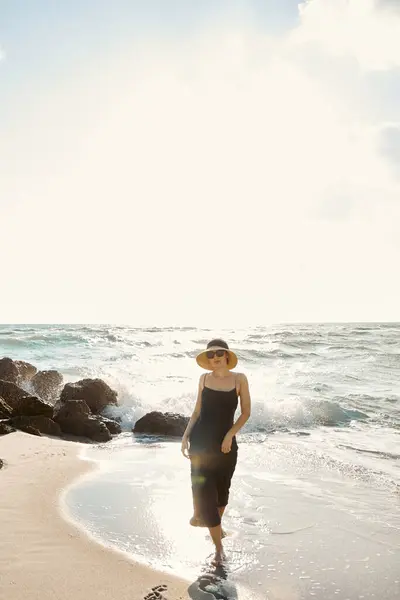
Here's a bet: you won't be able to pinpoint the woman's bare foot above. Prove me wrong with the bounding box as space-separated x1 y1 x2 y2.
212 548 226 566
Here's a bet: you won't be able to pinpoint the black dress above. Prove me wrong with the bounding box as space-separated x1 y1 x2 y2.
189 376 239 528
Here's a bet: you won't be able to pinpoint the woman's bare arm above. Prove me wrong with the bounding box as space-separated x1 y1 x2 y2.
221 373 251 453
226 374 251 437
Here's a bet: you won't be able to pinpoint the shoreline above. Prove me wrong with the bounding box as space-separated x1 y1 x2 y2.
58 444 174 576
2 431 399 600
0 432 190 600
64 435 400 600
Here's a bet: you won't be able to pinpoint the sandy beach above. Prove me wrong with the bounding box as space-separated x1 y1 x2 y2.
0 432 190 600
1 430 400 600
1 322 400 600
65 435 400 600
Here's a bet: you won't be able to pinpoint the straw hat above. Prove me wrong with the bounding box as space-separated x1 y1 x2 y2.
196 338 238 371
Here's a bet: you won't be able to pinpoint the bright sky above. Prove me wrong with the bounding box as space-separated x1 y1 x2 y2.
1 0 400 326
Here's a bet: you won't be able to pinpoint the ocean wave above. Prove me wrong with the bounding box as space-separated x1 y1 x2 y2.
339 393 400 410
0 327 164 350
1 323 399 440
0 331 91 345
385 396 399 403
260 438 400 493
245 334 268 341
258 399 369 430
312 383 332 392
337 445 400 461
106 395 370 435
139 326 195 333
238 348 295 361
0 334 64 347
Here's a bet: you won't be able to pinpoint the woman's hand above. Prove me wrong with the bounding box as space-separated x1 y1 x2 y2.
221 432 233 454
181 435 190 458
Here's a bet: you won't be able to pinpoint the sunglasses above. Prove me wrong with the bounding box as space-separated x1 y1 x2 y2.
206 349 226 359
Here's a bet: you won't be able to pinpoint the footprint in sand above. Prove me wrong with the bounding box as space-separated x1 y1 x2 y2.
143 583 168 600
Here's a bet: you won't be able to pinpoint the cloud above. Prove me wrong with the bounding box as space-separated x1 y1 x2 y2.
282 0 400 221
0 46 5 62
378 0 400 10
292 0 400 70
378 124 400 177
1 1 400 323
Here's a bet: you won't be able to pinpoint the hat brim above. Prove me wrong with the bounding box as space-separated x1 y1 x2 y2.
196 346 238 371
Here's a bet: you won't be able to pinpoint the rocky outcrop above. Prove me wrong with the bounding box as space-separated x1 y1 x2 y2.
98 416 122 435
133 411 189 437
0 358 38 385
0 458 3 469
82 417 113 442
54 400 112 442
55 398 90 420
0 397 13 419
12 396 54 418
19 425 41 436
0 358 19 384
15 360 37 383
0 359 120 444
31 370 63 403
0 422 16 435
0 382 54 419
8 416 61 437
60 379 118 414
0 380 30 409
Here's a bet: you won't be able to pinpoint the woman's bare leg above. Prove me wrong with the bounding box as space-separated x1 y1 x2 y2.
218 506 227 538
208 524 225 564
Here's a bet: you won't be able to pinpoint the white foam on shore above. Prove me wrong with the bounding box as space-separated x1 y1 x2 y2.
62 436 400 599
58 443 168 571
59 439 268 599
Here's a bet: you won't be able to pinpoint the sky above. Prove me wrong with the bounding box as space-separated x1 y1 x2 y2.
1 0 400 326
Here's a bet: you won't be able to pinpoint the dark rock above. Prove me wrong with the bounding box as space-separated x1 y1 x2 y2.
0 358 38 385
0 422 16 435
55 399 91 422
15 360 37 382
0 397 12 419
19 425 41 436
9 416 62 437
0 458 3 469
83 417 112 442
0 358 19 384
31 370 63 403
98 416 122 435
133 411 189 437
60 379 118 414
0 380 29 409
54 399 112 442
12 396 54 418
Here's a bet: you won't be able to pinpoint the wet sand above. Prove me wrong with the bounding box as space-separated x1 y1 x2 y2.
0 432 190 600
3 430 398 600
65 437 400 600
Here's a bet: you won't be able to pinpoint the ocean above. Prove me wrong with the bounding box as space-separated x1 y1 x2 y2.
1 323 399 599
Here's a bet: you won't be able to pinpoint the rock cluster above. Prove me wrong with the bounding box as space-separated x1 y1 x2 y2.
0 357 190 453
0 357 121 443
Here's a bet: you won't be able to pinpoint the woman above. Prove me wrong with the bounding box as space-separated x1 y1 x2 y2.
181 339 251 565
